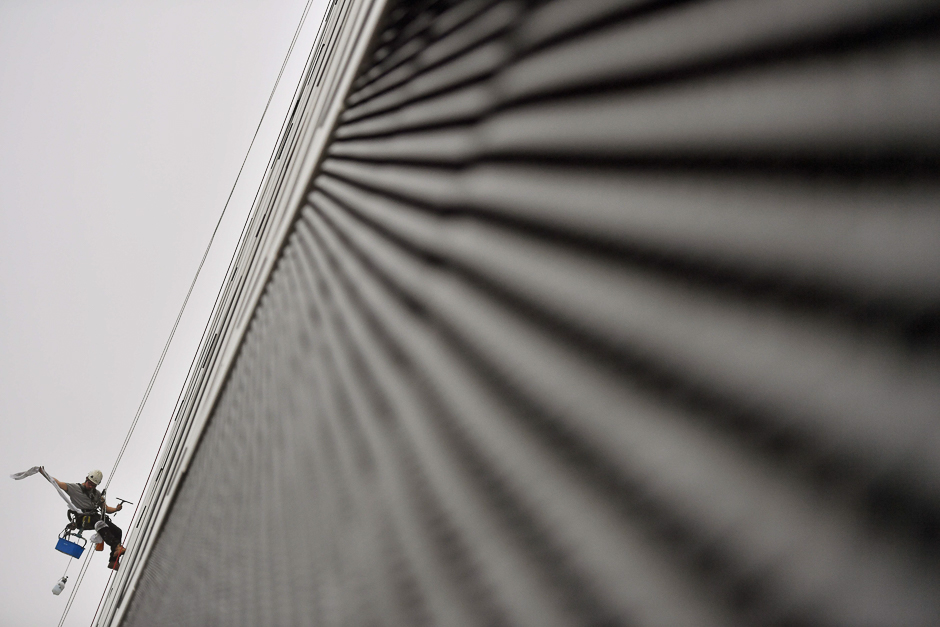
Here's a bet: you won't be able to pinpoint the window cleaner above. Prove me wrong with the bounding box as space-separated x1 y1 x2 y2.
10 466 128 570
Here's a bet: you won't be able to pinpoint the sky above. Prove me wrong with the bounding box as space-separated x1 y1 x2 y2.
0 1 328 625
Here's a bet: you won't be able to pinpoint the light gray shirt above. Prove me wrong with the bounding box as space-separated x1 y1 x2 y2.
65 483 103 512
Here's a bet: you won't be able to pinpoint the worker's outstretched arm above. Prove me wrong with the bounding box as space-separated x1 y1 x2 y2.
105 502 123 514
41 467 68 491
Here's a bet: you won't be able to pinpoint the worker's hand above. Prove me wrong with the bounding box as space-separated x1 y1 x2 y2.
116 503 123 511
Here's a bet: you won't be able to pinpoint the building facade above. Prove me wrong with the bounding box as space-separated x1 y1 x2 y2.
98 0 940 625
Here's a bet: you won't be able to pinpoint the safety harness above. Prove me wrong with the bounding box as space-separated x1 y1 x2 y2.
66 484 107 530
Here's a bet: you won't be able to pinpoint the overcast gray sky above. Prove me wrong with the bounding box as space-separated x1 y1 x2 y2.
0 1 327 624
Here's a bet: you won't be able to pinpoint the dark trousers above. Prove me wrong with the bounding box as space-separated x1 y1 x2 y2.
71 512 123 557
97 519 123 558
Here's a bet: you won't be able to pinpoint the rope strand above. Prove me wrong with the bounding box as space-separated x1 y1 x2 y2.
55 2 321 625
103 0 318 491
87 572 115 627
57 549 94 627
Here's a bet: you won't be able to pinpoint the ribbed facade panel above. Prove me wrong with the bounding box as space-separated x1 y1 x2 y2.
118 1 940 625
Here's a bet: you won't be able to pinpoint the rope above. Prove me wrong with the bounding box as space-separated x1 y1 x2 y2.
103 0 318 491
86 405 174 627
87 572 115 627
102 0 328 569
58 3 324 625
57 549 94 627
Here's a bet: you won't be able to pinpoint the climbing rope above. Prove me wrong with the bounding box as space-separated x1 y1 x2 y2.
57 549 94 627
53 2 322 626
102 0 318 492
87 571 115 627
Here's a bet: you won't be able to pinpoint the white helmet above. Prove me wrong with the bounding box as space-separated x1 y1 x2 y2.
86 470 103 486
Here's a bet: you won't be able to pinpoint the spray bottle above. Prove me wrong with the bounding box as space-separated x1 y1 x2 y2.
52 575 68 596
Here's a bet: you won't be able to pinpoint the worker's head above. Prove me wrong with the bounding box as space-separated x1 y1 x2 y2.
86 469 103 487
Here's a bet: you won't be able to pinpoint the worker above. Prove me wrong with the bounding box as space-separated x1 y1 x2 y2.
46 468 126 570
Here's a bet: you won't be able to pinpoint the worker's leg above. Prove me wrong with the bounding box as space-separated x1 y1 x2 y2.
96 520 123 558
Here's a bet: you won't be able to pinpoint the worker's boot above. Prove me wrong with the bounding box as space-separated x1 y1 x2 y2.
109 545 126 570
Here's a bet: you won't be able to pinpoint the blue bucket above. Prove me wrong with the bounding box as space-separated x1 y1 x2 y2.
55 537 85 559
